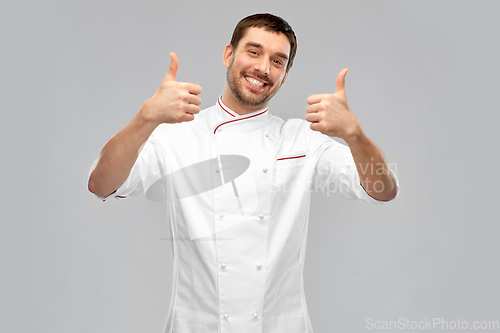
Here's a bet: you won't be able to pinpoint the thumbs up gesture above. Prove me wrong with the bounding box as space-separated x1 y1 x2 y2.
305 68 361 141
141 53 203 124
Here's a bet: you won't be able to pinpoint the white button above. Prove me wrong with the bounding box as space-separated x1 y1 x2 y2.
262 168 268 173
222 313 229 319
220 263 227 269
252 312 258 318
256 264 262 269
216 169 220 173
258 214 264 219
219 213 225 218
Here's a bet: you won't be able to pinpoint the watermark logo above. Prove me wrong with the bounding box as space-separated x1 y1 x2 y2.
366 317 500 330
272 161 398 196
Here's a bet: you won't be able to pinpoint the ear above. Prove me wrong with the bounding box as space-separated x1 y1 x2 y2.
223 44 234 69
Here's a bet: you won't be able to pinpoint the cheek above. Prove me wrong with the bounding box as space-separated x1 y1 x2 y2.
233 54 252 69
274 74 286 87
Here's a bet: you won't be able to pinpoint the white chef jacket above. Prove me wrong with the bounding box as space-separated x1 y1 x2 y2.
91 97 399 333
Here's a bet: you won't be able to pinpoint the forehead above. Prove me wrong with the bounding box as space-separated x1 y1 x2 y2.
238 27 290 56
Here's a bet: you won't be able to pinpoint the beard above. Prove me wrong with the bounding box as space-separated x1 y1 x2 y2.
226 57 282 110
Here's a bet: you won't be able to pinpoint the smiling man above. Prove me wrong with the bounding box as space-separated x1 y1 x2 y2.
88 13 398 333
223 27 290 112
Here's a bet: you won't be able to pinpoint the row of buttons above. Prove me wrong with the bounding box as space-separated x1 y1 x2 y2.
219 263 262 269
221 313 259 319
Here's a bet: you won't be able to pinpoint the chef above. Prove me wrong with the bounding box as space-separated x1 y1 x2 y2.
88 13 399 333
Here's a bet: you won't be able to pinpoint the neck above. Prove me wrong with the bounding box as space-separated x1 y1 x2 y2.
221 82 269 116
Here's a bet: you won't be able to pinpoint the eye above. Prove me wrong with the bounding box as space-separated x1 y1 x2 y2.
247 50 259 56
272 59 284 67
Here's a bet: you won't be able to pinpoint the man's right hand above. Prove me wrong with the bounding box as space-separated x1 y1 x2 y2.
140 52 203 125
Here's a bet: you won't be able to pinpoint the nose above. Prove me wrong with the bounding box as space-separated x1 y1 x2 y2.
254 57 270 75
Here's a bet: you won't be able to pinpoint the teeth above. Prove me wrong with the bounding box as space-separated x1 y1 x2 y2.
245 76 265 87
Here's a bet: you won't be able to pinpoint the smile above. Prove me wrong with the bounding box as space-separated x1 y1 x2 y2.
245 76 267 88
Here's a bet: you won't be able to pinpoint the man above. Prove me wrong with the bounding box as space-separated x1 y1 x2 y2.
88 13 398 333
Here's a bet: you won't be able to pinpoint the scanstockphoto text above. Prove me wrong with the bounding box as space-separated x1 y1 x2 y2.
366 317 500 330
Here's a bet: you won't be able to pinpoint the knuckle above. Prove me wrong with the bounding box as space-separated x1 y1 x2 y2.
172 112 182 122
165 81 177 90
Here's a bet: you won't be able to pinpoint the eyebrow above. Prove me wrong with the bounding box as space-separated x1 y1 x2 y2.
244 41 289 61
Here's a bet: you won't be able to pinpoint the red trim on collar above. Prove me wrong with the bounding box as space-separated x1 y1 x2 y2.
218 99 236 117
213 109 268 134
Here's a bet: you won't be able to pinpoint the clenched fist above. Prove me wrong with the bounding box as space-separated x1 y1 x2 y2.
140 52 203 125
305 68 362 141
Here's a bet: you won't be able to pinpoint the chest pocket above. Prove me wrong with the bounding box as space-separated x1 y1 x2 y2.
273 151 308 193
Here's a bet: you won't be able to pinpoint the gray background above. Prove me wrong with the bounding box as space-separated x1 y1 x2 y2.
1 0 499 332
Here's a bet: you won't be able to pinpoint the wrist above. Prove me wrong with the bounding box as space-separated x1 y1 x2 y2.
138 100 161 127
343 125 366 146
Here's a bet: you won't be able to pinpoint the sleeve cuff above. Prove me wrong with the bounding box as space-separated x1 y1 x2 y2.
93 186 128 202
356 170 400 204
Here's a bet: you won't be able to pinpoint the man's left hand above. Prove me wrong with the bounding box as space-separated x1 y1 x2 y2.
305 68 361 141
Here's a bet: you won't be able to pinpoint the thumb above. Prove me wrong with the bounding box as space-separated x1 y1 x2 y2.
335 68 348 97
164 52 179 82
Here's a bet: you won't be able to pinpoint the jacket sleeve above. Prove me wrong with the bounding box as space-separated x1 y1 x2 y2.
308 127 399 204
89 125 168 202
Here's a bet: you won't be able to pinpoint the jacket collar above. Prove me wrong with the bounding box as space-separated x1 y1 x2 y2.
213 96 269 134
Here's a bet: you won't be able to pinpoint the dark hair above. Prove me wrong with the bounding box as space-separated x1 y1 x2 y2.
230 13 297 73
